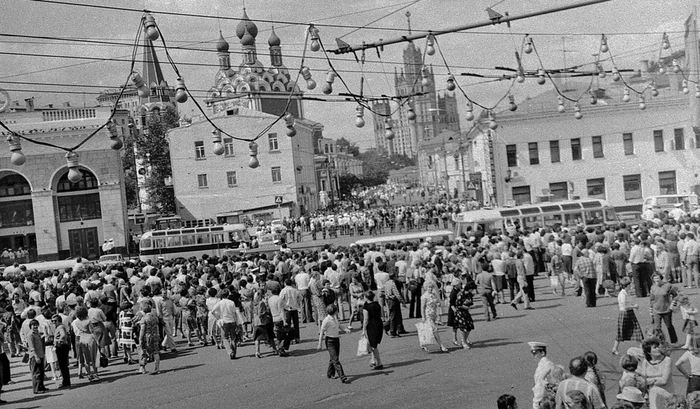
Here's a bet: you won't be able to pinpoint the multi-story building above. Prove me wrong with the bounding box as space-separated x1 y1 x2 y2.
371 13 460 160
314 138 363 207
0 99 129 261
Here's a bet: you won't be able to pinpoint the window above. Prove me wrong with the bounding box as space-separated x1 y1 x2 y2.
587 178 606 199
592 136 603 158
195 141 205 159
57 193 101 222
271 166 282 183
654 130 664 152
506 144 517 167
0 175 31 197
659 171 677 194
674 128 685 150
528 142 539 165
57 172 98 192
512 186 531 206
549 140 560 163
197 174 208 188
623 174 642 200
268 133 279 151
226 171 237 187
623 133 634 155
0 200 33 228
571 138 581 160
549 182 568 201
224 138 234 156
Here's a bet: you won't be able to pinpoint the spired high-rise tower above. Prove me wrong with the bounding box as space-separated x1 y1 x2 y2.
371 11 460 158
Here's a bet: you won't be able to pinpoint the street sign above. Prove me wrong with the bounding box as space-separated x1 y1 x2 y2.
274 196 283 204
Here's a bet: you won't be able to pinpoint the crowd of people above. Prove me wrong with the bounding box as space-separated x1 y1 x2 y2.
6 205 700 406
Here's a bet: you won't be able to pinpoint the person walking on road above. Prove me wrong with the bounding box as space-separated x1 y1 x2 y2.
612 277 644 356
528 341 554 409
575 248 598 308
210 290 241 360
474 261 498 321
420 281 448 353
318 304 349 383
649 272 679 345
362 291 384 370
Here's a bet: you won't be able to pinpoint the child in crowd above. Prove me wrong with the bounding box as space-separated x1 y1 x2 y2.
317 304 349 384
680 295 698 350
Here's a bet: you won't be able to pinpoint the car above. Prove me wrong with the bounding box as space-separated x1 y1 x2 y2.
616 211 643 228
98 254 125 268
270 219 287 234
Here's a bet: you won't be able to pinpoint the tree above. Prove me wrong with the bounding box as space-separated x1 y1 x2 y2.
357 149 416 187
336 137 360 156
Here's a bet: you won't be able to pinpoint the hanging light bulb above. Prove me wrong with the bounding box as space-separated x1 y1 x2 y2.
658 59 666 74
682 79 690 94
597 64 606 78
524 37 533 54
574 103 582 120
322 71 336 95
508 95 517 111
662 32 670 50
421 66 431 86
487 111 498 130
611 67 621 82
446 74 456 91
639 94 646 110
516 73 525 83
65 151 82 183
355 105 365 128
672 59 680 73
516 62 526 83
284 113 297 137
650 82 659 97
426 34 435 56
537 68 546 85
695 84 700 98
131 72 150 98
174 77 188 103
384 119 395 140
599 34 608 53
309 26 320 52
106 120 123 150
465 101 474 121
622 88 630 102
406 105 416 121
211 129 225 155
248 141 259 168
589 91 597 105
557 96 566 113
143 13 159 41
300 66 316 90
6 135 25 166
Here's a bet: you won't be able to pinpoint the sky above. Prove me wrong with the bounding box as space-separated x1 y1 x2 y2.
0 0 694 151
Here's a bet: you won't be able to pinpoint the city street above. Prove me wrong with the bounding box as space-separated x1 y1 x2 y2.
1 277 691 409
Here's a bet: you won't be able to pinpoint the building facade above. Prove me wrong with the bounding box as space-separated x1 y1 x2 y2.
0 101 129 261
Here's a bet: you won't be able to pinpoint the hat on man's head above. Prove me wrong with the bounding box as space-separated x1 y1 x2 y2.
616 387 645 404
527 341 547 351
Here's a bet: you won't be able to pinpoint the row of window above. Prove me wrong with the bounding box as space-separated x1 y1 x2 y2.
195 133 281 160
507 128 694 167
197 167 283 188
511 171 678 205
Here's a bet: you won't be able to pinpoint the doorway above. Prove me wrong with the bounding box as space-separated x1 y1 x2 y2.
68 227 99 260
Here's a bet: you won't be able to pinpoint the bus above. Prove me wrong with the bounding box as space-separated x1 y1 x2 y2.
453 199 617 236
353 230 455 247
138 224 251 262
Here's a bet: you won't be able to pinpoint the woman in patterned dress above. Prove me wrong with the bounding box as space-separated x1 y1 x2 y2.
453 279 475 349
309 271 327 325
179 289 204 347
612 277 644 355
420 281 448 352
138 301 161 375
118 301 136 364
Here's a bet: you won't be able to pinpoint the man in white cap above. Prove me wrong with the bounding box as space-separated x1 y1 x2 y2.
528 341 554 409
669 202 687 221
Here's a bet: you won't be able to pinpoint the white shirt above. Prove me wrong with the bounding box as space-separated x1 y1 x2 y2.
294 272 310 290
210 298 238 324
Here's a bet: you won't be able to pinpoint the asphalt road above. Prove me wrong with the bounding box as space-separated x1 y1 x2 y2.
2 277 692 409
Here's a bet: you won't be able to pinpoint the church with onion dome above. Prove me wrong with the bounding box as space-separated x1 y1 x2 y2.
205 9 304 119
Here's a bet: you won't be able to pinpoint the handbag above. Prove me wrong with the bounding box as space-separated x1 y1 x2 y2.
356 335 370 357
99 353 109 368
21 353 29 363
415 321 436 347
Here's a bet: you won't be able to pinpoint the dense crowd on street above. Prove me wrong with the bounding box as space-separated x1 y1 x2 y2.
6 204 700 407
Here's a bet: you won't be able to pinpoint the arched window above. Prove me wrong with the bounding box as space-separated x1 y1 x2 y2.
0 174 31 197
0 173 33 228
56 170 101 222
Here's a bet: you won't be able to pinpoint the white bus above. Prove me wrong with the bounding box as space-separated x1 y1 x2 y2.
453 199 618 236
139 224 251 262
354 230 455 247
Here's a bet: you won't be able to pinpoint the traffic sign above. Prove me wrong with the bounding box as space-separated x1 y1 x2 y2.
274 196 284 204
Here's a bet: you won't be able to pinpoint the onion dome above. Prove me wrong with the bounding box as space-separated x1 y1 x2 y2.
216 31 229 52
235 9 258 40
268 26 281 47
240 25 255 46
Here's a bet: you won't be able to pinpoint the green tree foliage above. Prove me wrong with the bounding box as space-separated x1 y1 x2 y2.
357 149 415 187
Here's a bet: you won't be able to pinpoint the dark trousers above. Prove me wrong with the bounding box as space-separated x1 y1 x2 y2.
582 277 597 307
653 311 678 344
273 321 291 352
525 275 535 302
56 344 71 386
409 284 422 318
284 310 300 341
508 277 520 301
387 298 402 335
0 353 9 385
479 292 497 319
325 337 345 380
29 356 45 393
300 289 314 323
562 256 573 274
631 263 647 297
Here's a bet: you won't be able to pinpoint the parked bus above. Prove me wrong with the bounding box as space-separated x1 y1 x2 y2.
138 224 251 262
353 230 455 247
453 199 618 236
